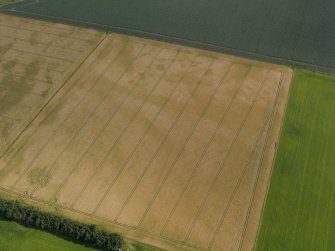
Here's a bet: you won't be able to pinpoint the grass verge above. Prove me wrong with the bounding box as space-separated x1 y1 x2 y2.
0 219 97 251
256 69 335 250
0 198 123 250
0 218 163 251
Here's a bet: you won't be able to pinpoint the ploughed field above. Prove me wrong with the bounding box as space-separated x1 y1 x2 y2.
2 0 335 73
0 15 292 251
0 14 103 156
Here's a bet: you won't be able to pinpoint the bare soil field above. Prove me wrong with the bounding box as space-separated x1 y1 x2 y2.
0 14 104 156
0 15 292 251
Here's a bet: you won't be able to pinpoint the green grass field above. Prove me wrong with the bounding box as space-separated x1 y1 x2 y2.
256 69 335 251
0 219 97 251
0 216 161 251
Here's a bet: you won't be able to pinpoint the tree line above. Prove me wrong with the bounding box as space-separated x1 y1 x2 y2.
0 197 123 251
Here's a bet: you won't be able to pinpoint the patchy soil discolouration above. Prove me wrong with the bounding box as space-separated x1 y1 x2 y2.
0 14 104 156
0 24 293 251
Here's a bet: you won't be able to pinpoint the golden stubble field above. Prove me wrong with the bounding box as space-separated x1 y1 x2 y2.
0 14 292 251
0 14 104 156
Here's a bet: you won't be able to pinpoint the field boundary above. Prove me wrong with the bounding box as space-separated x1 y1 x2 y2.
0 22 107 160
211 72 282 250
0 197 123 251
0 68 289 251
0 2 334 74
238 71 284 250
0 19 294 250
250 70 295 251
0 187 202 251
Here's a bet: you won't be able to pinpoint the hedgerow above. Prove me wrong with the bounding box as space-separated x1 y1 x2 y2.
0 197 123 251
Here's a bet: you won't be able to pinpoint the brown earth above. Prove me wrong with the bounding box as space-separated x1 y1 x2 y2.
0 14 292 251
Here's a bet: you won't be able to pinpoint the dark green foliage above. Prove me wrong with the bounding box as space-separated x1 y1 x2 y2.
0 198 123 251
0 219 97 251
3 0 335 74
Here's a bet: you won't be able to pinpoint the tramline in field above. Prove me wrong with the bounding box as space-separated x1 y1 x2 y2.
0 14 292 251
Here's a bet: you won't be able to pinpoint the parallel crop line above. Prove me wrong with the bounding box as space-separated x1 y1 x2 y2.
158 62 235 235
108 53 199 219
173 66 252 243
30 45 155 198
206 71 271 249
115 58 231 223
85 47 167 214
0 33 86 54
6 37 123 189
240 73 285 251
88 50 181 218
0 70 54 84
135 57 214 228
69 45 162 209
0 21 95 41
0 35 114 167
0 58 66 74
237 72 282 251
51 49 180 205
0 184 209 251
232 83 280 250
209 70 279 248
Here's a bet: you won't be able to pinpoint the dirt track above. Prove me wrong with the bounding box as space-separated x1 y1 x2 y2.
0 14 292 251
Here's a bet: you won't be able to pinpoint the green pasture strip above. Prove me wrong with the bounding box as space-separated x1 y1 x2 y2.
0 218 163 251
256 69 335 251
0 198 123 250
0 219 97 251
3 0 335 74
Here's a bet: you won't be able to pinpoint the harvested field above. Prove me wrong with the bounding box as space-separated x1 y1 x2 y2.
0 15 292 251
0 14 104 156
